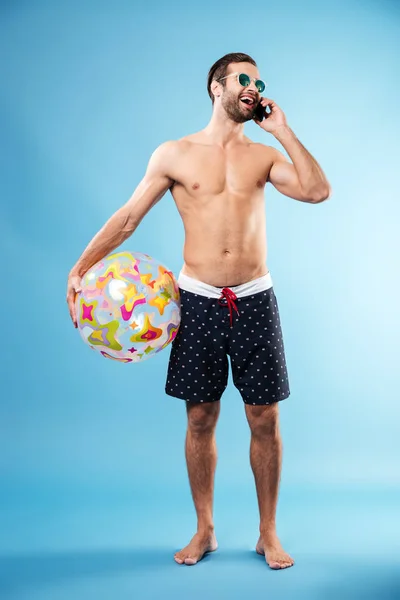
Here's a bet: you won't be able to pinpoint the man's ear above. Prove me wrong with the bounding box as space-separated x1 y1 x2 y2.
211 80 221 99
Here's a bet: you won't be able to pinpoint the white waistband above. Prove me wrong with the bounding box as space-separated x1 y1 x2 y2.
177 270 273 299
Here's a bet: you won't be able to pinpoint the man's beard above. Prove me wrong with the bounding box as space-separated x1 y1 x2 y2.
221 90 256 123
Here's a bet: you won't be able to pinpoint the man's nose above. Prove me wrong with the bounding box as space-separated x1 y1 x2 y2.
247 80 258 94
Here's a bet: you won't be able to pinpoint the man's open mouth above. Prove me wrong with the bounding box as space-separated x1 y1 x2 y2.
240 94 256 108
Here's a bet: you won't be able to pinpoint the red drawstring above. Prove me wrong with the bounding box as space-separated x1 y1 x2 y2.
218 287 239 327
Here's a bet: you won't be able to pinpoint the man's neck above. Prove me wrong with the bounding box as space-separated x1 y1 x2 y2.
202 112 246 148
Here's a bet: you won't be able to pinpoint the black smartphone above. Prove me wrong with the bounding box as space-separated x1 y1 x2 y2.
254 101 265 122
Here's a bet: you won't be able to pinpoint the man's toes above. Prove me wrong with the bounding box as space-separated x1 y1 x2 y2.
282 557 294 568
267 555 294 569
276 559 294 569
174 550 201 566
174 553 184 564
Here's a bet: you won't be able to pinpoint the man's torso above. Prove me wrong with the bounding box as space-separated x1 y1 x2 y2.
166 132 275 287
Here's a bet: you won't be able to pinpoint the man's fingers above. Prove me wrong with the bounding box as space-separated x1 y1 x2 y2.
261 98 275 112
67 298 77 326
67 288 79 328
67 273 83 328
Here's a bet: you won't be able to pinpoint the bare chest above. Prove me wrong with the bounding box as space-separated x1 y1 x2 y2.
170 144 272 198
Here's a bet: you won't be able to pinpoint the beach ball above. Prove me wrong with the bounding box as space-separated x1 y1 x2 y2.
76 251 181 363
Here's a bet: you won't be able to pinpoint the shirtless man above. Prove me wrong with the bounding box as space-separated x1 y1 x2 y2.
67 52 331 570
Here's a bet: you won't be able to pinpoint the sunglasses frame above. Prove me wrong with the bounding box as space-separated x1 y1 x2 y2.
217 72 267 94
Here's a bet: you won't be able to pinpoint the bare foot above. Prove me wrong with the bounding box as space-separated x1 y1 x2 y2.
256 534 294 570
174 531 218 565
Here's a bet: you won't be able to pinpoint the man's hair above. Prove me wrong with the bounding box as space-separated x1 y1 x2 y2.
207 52 257 104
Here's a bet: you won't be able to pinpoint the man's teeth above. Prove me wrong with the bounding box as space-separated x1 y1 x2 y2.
240 97 254 105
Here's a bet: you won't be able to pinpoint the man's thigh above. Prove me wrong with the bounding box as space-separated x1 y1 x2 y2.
229 287 291 406
165 289 230 403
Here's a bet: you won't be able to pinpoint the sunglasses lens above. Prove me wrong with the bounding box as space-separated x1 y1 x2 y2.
256 80 265 93
238 73 251 87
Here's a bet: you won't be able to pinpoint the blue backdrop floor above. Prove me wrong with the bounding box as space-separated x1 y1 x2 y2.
1 482 399 600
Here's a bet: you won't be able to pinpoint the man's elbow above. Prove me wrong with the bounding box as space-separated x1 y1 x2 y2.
308 185 332 204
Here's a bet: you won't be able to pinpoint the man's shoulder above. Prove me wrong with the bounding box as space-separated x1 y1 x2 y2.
248 140 284 165
149 140 188 171
153 138 192 159
245 138 275 153
153 139 183 153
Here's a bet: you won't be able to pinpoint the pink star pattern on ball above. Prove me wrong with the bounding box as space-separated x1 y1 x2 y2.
82 303 94 321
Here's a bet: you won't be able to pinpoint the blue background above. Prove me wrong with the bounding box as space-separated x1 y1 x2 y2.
1 0 399 598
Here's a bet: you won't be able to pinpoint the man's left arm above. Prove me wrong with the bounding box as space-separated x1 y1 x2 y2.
255 98 332 203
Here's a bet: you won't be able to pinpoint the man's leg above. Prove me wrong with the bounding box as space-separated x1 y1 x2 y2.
245 403 294 569
174 401 220 565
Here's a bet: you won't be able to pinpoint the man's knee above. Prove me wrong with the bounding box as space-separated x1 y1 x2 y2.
187 401 220 435
245 403 280 438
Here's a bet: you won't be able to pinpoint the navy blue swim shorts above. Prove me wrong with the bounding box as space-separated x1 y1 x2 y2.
165 271 290 406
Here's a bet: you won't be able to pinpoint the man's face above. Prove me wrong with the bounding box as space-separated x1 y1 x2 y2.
220 62 261 123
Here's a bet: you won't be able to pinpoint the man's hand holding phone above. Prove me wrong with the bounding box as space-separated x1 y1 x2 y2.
253 98 288 134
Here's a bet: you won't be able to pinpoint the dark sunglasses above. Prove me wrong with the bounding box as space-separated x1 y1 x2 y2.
218 72 267 94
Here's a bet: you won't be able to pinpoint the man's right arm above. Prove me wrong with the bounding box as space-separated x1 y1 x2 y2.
66 140 176 327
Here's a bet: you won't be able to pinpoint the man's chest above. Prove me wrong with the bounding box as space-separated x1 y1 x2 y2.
171 145 272 197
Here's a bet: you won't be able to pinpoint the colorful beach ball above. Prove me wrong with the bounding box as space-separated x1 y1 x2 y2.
76 251 181 363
